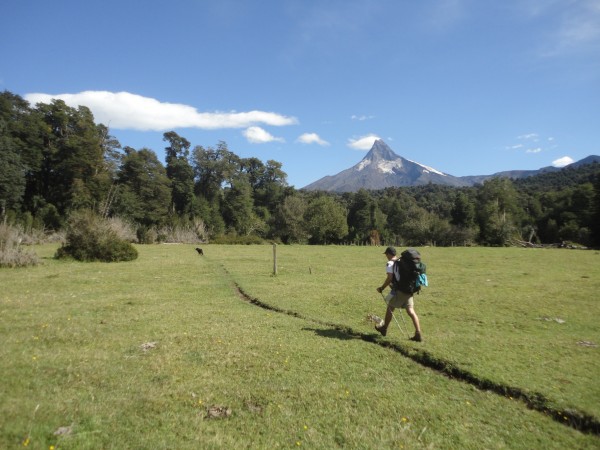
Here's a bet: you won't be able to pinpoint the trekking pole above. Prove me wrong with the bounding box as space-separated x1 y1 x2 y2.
380 292 411 339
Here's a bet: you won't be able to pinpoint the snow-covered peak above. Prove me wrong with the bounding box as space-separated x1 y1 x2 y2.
303 139 469 191
356 155 403 174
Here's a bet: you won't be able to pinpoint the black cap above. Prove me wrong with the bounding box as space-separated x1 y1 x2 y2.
383 246 397 256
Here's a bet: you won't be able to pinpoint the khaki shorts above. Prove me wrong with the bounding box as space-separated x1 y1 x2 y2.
384 290 414 310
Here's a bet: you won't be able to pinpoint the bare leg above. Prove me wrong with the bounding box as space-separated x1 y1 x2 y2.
376 305 394 336
406 306 421 335
384 305 394 328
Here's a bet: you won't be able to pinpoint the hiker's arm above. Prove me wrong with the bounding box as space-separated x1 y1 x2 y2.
377 273 394 293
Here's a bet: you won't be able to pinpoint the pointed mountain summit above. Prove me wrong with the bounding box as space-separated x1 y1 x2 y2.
303 139 469 192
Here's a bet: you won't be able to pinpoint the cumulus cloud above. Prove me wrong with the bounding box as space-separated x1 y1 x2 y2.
348 134 380 150
23 91 298 131
526 147 542 153
296 132 330 146
243 126 285 144
552 156 574 167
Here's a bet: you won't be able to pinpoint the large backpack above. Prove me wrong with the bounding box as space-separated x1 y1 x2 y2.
392 248 428 295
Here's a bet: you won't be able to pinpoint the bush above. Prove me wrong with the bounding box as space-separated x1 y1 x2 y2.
158 225 203 244
55 211 138 262
0 223 41 268
106 216 137 243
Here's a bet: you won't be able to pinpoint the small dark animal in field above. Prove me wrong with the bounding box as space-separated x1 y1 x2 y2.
195 247 204 256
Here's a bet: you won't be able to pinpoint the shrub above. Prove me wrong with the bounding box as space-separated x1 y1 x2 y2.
136 226 158 244
106 216 137 243
158 225 203 243
55 211 138 262
134 222 206 244
0 223 41 267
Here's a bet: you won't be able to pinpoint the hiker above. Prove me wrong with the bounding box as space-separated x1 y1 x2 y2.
376 246 423 341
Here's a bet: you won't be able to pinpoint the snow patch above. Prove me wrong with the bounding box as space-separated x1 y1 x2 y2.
408 159 446 176
377 159 403 174
356 159 372 171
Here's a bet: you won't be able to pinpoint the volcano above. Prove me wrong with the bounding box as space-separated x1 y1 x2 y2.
303 139 469 192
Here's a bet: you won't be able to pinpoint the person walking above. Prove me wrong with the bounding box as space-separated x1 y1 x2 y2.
375 246 423 341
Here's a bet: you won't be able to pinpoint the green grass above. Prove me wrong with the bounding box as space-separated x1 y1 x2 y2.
224 245 600 417
1 244 598 449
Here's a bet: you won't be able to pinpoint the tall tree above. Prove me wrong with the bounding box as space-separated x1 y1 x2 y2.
347 189 386 244
0 120 25 216
0 91 45 215
451 192 476 227
476 178 521 245
239 157 265 190
272 195 309 243
253 160 288 212
591 174 600 247
163 131 194 216
35 100 108 214
222 176 264 236
114 147 171 227
304 195 348 244
192 141 240 202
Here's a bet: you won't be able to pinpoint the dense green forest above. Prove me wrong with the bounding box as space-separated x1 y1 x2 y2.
1 90 599 247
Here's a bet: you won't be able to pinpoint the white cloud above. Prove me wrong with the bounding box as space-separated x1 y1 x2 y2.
351 114 375 121
348 134 380 150
243 126 285 144
23 91 298 131
296 132 330 146
518 133 539 141
552 156 574 167
526 147 542 153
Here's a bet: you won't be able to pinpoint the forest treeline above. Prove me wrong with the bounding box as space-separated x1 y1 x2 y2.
2 90 600 247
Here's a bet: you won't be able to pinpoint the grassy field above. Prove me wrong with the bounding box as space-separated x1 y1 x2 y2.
1 244 598 449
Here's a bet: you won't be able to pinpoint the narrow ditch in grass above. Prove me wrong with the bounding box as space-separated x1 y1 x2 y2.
231 280 600 437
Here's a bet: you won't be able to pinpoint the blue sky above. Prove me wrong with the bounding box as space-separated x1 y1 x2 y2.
2 0 599 188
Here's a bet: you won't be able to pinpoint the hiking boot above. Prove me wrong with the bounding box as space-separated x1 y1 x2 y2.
410 333 422 342
375 324 387 337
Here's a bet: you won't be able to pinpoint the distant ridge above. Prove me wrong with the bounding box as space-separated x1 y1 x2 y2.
302 140 600 192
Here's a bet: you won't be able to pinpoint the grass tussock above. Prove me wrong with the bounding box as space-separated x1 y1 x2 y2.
136 221 206 244
0 223 40 267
